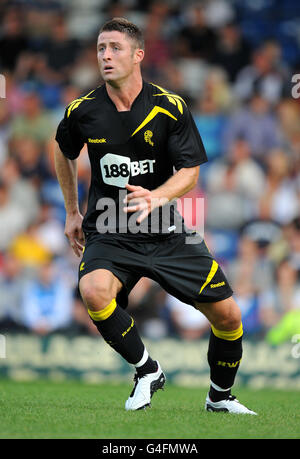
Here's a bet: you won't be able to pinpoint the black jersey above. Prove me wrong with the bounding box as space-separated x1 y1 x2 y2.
55 81 207 238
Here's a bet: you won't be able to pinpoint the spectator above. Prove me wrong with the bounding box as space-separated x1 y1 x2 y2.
240 218 283 254
0 156 40 224
45 15 80 76
9 91 55 145
233 40 290 104
258 149 299 226
34 202 67 256
165 294 210 340
223 92 282 161
70 43 102 92
142 2 172 79
26 54 63 110
0 253 28 331
213 22 251 82
0 179 29 251
9 222 53 271
193 69 232 164
276 98 300 154
259 259 300 331
264 259 300 345
204 0 235 29
176 3 217 61
205 138 265 230
128 278 168 340
72 287 99 336
50 84 82 125
0 99 11 167
0 9 29 71
21 259 74 335
284 217 300 273
227 233 275 302
226 235 274 336
2 72 25 117
11 136 51 188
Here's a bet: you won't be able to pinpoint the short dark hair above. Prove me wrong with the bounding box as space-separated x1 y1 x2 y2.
99 17 144 50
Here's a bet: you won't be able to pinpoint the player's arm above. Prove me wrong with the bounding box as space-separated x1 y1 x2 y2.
124 166 199 223
54 146 85 257
152 165 199 201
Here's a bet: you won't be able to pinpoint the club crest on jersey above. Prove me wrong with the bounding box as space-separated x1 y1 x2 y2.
144 130 154 146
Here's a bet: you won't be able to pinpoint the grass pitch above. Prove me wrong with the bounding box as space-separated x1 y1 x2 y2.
0 379 299 439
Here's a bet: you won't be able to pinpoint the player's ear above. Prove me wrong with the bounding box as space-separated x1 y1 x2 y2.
134 48 144 64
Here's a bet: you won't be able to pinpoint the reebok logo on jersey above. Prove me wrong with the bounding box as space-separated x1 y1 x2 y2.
88 138 106 143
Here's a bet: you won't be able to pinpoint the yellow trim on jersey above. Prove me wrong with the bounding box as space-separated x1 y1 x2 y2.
88 299 117 321
199 260 218 294
131 106 177 137
151 83 186 114
212 323 243 341
67 89 96 118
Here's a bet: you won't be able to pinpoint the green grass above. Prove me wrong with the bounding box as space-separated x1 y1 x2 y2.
0 379 299 439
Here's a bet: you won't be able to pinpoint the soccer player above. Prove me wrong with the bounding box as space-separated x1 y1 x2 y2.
55 18 256 414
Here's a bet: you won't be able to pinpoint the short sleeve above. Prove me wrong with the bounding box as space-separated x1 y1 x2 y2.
55 110 85 160
167 105 207 170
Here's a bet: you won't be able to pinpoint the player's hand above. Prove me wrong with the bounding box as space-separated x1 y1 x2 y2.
64 211 85 257
123 184 157 224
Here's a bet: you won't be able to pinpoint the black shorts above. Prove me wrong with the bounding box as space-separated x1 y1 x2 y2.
78 232 233 309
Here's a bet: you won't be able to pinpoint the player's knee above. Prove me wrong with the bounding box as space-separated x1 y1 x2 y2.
211 298 242 331
79 279 114 310
215 307 241 331
216 315 241 332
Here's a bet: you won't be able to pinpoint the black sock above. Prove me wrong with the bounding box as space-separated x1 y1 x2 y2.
209 385 231 402
92 304 145 364
136 357 158 377
207 329 243 400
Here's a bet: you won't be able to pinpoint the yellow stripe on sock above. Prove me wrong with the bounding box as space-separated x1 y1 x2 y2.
211 323 243 341
88 299 117 321
199 260 218 294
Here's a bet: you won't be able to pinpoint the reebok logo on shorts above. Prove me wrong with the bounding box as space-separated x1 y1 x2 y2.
210 281 225 289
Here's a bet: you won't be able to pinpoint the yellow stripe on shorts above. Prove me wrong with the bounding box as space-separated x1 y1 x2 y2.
199 260 218 294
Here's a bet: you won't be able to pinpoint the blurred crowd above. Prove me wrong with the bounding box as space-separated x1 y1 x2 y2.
0 0 299 345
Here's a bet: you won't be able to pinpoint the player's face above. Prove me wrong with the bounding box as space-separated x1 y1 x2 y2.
97 31 143 84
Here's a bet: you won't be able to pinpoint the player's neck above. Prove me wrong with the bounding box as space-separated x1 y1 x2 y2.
106 75 143 112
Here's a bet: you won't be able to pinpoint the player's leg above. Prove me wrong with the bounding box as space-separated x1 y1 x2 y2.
79 268 154 368
150 233 256 414
195 297 256 414
79 268 165 410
